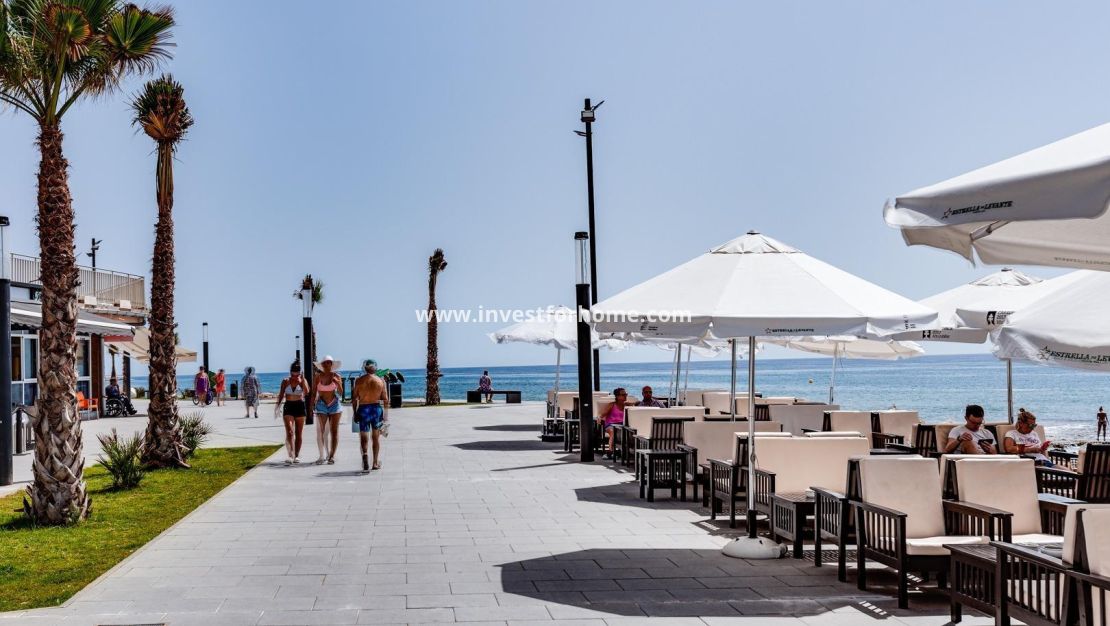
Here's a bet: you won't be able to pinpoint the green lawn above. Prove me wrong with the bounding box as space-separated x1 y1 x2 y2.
0 445 279 612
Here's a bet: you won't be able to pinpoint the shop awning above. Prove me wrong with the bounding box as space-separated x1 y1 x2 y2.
103 327 197 364
11 301 134 336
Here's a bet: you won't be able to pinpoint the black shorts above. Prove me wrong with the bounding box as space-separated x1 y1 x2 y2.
283 399 307 418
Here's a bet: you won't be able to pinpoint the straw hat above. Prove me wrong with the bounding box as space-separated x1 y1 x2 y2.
315 355 342 370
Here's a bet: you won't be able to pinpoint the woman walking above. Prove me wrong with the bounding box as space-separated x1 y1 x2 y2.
214 369 227 407
276 362 308 465
314 356 344 465
194 366 210 406
241 366 262 418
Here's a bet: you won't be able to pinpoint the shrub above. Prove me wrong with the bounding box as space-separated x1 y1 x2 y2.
134 387 147 399
180 412 213 458
96 429 145 490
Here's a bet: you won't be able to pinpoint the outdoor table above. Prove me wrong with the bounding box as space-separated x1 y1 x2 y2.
771 491 816 559
948 542 1002 624
636 448 687 502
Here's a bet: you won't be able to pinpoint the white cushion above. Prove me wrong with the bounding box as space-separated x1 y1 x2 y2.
754 436 870 494
1063 504 1110 566
680 389 727 407
702 392 747 415
904 535 987 556
1011 533 1063 546
828 411 873 434
876 410 919 443
954 458 1042 535
938 453 1017 484
859 456 944 538
1077 508 1110 577
769 404 838 434
805 431 864 438
625 407 704 432
683 422 751 463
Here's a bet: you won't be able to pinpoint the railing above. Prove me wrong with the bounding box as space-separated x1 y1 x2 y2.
11 253 146 311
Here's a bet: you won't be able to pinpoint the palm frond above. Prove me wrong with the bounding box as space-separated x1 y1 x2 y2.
103 3 173 75
130 73 191 144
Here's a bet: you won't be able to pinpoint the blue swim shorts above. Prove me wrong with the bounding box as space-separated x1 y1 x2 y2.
354 403 385 433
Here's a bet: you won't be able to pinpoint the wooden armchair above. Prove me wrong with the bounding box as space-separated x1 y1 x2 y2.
823 410 903 449
852 456 1007 609
1037 444 1110 503
707 431 791 528
953 458 1081 543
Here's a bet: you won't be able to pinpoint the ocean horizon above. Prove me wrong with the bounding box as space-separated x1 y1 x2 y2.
136 353 1109 443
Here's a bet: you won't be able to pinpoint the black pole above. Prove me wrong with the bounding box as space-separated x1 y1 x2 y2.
0 276 11 486
583 98 601 392
202 322 209 372
302 317 313 388
576 282 594 462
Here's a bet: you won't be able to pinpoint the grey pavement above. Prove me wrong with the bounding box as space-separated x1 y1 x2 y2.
0 402 989 625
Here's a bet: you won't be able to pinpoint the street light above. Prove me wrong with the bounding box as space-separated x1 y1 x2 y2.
301 276 315 389
202 322 209 372
0 216 13 486
574 231 595 463
579 98 604 391
295 335 301 365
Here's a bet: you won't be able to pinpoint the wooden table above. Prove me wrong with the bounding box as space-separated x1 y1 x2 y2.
948 543 999 624
771 491 815 559
636 449 687 503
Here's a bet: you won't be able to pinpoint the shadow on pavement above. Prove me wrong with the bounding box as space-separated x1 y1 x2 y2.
472 424 541 432
497 548 960 620
315 470 367 477
454 440 559 452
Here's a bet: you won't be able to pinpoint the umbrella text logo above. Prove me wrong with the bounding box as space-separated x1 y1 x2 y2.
942 200 1013 220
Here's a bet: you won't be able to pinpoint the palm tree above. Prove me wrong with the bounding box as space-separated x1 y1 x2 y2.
132 75 192 468
0 0 175 524
425 249 447 405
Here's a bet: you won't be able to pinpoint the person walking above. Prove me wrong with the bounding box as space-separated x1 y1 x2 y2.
478 370 493 403
276 362 308 465
1099 406 1108 442
241 366 262 418
353 359 389 473
313 356 344 465
214 368 227 407
193 366 209 406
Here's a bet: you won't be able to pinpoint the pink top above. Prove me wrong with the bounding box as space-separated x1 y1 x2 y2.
604 404 624 427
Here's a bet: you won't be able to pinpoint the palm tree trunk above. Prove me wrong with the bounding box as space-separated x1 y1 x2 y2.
26 122 90 524
142 143 187 468
425 271 441 405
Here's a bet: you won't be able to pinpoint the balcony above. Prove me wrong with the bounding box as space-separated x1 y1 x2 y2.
11 253 147 316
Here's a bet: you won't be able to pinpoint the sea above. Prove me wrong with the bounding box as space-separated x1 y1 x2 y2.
135 354 1110 444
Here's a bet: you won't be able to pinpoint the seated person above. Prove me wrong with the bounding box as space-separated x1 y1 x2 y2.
637 385 666 408
597 387 629 460
105 377 137 415
944 404 997 454
1003 408 1054 466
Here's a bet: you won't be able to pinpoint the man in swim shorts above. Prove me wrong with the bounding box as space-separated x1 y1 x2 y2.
353 359 389 474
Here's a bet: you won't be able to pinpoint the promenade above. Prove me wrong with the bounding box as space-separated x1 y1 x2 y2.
0 402 985 625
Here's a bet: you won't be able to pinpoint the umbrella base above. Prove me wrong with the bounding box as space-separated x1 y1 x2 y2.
722 537 786 560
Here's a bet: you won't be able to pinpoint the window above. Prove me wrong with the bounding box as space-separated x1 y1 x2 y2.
23 337 37 381
10 337 20 383
76 339 89 378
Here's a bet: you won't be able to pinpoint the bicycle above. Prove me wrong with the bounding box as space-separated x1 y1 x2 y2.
191 390 213 406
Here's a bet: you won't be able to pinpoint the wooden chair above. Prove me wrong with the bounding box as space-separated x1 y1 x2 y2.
76 391 99 419
1038 444 1110 503
953 458 1080 542
769 403 838 435
679 420 781 504
707 431 790 528
853 456 1007 609
993 505 1110 626
621 407 703 466
823 410 904 449
636 418 690 501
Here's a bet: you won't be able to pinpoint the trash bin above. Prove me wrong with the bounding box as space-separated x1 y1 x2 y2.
230 382 238 399
389 383 402 409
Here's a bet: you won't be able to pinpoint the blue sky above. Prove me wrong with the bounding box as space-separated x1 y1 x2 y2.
0 1 1104 373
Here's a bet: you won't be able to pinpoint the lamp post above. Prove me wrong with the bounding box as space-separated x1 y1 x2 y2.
0 216 10 486
301 279 315 388
86 237 101 269
295 335 301 366
202 322 209 372
580 98 603 391
574 232 595 462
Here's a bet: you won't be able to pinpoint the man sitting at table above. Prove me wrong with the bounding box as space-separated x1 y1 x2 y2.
636 386 666 408
944 404 998 454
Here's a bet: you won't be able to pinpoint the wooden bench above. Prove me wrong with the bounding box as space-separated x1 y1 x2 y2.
466 390 521 403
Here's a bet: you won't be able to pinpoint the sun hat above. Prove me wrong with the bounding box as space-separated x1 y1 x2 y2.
315 355 342 369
